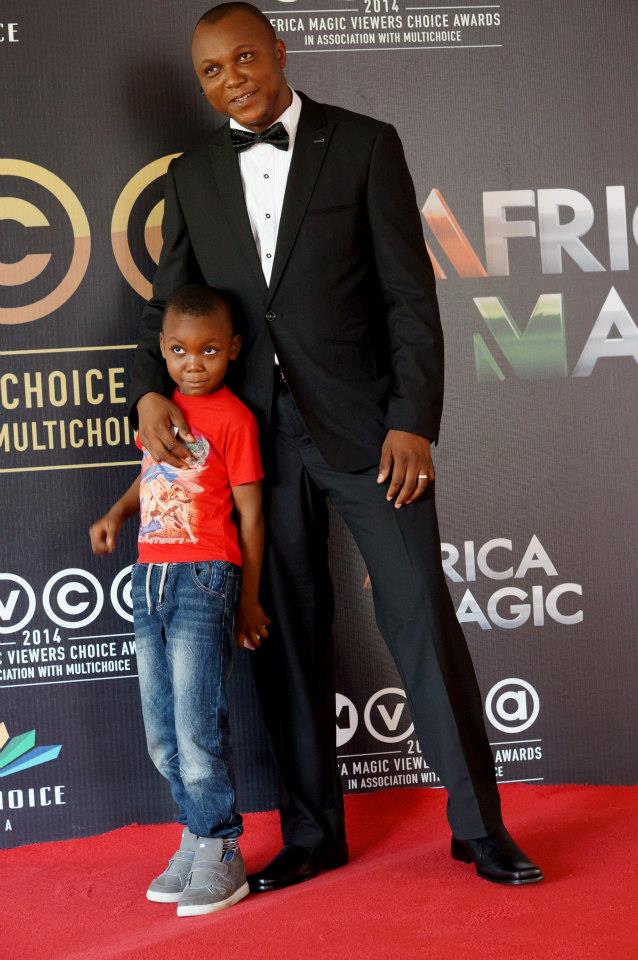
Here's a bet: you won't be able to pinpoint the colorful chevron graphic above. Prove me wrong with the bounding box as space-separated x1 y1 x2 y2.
0 721 62 778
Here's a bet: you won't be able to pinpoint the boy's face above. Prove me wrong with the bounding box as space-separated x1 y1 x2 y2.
159 307 241 396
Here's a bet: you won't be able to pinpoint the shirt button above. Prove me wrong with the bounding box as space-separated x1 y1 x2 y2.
264 173 270 179
266 253 272 258
266 311 276 321
265 213 271 218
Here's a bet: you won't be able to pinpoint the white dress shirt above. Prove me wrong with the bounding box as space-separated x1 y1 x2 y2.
230 86 302 286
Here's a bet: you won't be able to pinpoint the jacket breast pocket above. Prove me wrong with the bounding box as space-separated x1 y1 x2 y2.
306 201 358 216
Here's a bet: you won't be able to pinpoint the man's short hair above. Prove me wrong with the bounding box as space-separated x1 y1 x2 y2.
162 284 236 332
196 3 276 41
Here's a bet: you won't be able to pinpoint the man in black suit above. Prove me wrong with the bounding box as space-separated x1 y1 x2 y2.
129 2 543 889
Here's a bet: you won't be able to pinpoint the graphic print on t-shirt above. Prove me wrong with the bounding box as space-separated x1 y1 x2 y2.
139 432 210 546
135 385 264 565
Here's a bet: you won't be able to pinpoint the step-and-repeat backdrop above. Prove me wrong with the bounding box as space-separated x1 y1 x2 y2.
2 1 637 847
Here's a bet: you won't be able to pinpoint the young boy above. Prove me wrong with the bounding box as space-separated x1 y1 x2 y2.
89 284 270 917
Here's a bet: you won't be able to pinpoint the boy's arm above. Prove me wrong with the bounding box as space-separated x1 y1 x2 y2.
89 475 140 555
231 480 270 650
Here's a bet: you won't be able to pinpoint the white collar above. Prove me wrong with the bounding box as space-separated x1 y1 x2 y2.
229 87 302 144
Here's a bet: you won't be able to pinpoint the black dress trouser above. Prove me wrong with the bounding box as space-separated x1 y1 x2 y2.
250 380 502 844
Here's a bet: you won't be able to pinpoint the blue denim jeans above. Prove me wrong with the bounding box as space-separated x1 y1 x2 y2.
131 560 243 838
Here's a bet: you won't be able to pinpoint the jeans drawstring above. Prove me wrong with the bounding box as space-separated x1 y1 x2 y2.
158 562 168 605
145 563 153 615
145 562 169 614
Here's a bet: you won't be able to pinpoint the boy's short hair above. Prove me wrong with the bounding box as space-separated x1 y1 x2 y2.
162 284 237 333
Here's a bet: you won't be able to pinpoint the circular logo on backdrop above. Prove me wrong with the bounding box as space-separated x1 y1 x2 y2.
485 678 540 734
42 568 104 629
110 565 134 623
0 572 37 633
111 154 181 299
335 693 358 747
0 159 91 325
364 687 414 743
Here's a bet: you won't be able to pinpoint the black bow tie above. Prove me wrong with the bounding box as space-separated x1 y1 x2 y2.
230 121 289 154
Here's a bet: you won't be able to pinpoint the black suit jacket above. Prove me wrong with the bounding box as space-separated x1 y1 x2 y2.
128 90 444 472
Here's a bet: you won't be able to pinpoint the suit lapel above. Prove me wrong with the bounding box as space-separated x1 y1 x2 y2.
208 123 268 298
266 93 334 307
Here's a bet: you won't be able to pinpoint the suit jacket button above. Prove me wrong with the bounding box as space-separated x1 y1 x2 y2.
265 311 276 321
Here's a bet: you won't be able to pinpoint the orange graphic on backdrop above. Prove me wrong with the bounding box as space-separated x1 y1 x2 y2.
422 188 488 279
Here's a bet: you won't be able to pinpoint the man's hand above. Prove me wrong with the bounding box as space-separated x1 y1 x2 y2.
377 429 435 508
235 596 271 651
89 510 125 555
137 392 195 468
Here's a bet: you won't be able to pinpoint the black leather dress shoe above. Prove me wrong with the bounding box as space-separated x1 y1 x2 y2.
248 842 349 892
451 826 543 884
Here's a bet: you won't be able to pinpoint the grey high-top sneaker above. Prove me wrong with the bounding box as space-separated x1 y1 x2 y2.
146 827 198 903
177 838 249 917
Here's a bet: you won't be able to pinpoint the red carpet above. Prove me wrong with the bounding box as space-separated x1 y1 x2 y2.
1 785 636 960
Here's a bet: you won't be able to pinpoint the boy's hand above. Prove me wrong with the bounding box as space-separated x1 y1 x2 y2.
235 596 271 651
89 511 124 555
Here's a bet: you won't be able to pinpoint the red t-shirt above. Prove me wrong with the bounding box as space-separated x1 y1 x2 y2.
135 386 263 565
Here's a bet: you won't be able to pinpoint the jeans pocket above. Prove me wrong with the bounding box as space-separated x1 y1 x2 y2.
228 573 243 638
130 562 142 603
190 560 229 598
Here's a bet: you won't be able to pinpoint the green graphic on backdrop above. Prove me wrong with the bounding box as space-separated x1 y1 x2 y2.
473 294 567 381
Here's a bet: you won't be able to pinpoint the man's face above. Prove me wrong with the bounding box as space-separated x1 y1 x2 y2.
192 11 290 131
160 307 241 396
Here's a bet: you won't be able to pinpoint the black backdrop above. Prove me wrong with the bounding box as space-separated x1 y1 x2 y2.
1 1 637 847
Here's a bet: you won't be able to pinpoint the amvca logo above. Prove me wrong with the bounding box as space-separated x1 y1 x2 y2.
335 688 414 747
111 154 181 299
0 721 62 777
0 160 90 324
